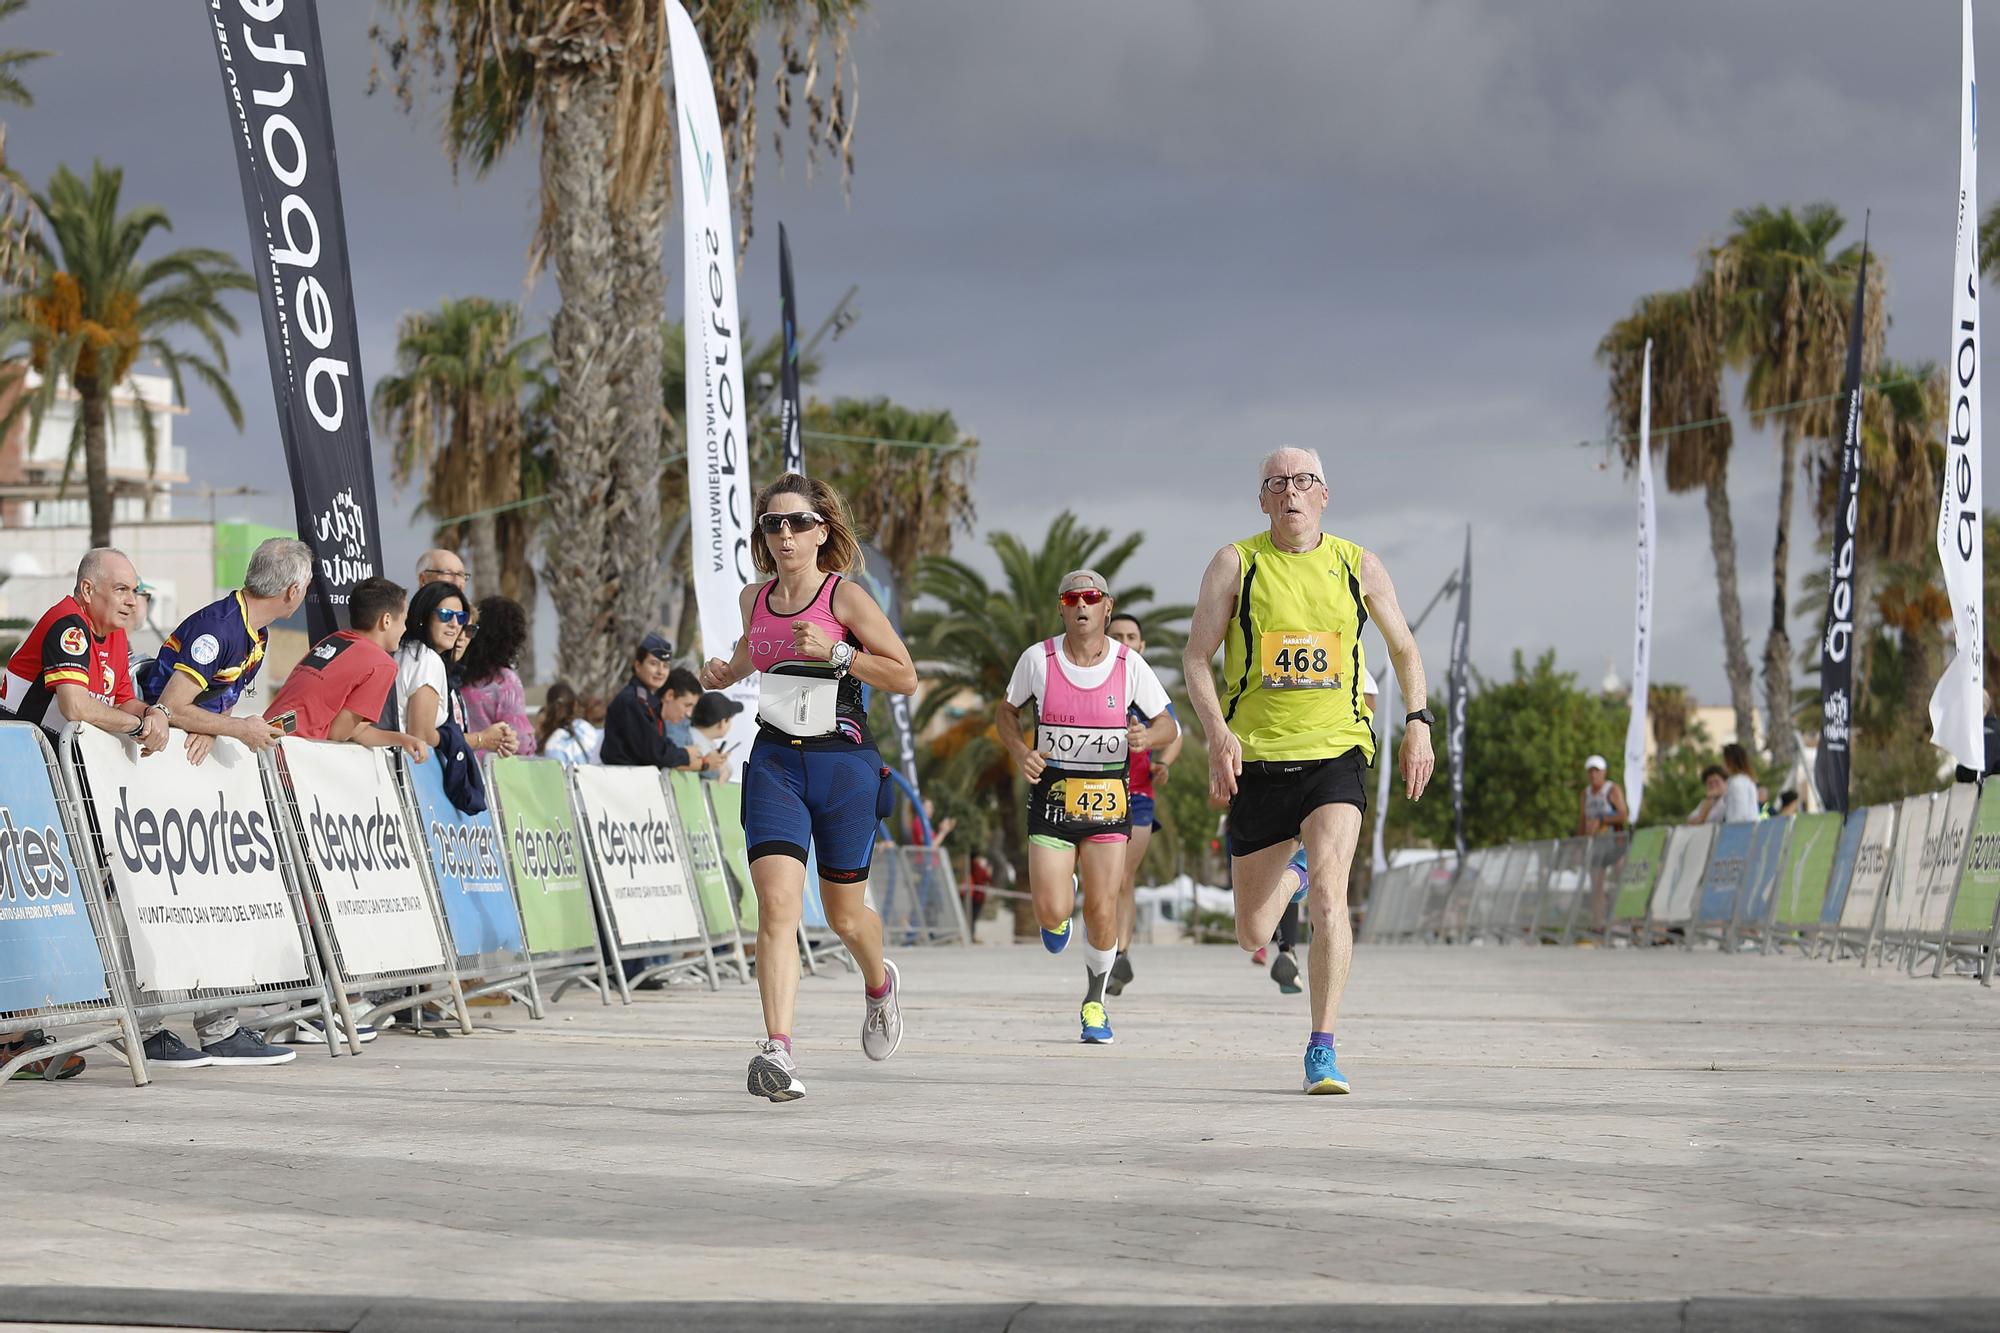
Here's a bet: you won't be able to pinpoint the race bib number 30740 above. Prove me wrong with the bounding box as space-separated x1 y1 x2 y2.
1259 631 1343 690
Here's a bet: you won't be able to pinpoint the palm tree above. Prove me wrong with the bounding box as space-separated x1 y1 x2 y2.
1711 203 1883 769
1598 283 1758 747
1648 682 1693 751
810 397 979 589
2 162 249 549
0 0 50 290
371 296 545 634
372 0 862 692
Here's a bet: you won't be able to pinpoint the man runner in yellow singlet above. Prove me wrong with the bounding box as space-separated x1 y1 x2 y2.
1182 447 1434 1093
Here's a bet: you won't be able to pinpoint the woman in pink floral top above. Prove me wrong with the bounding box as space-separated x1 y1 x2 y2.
457 595 538 757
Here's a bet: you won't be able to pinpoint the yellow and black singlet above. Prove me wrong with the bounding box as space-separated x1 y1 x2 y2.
1220 531 1375 764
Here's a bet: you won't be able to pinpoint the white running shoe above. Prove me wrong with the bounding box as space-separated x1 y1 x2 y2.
861 959 903 1062
747 1039 806 1102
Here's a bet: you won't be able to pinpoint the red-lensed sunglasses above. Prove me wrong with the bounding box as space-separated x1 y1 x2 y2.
1059 589 1105 607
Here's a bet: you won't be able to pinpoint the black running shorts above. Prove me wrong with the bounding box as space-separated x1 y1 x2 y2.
1227 748 1369 857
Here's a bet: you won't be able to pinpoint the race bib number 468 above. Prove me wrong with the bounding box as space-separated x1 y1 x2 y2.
1260 631 1343 690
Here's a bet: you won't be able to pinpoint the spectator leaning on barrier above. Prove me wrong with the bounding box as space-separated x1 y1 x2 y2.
0 547 168 753
264 578 427 758
601 634 720 773
659 666 703 752
1720 743 1760 823
458 596 537 757
139 537 309 766
1688 766 1728 825
393 582 515 756
536 681 602 765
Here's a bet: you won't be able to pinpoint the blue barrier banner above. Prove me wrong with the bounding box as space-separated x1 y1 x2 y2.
409 754 525 958
0 726 108 1010
1697 822 1755 923
1740 817 1790 925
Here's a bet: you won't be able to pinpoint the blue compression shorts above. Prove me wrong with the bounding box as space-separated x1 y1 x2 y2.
1128 794 1157 829
743 738 885 883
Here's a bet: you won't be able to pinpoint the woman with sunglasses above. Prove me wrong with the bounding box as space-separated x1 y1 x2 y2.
994 570 1179 1046
393 581 516 755
699 473 919 1103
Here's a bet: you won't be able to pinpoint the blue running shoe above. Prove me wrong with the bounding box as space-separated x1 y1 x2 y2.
1079 1000 1114 1044
1303 1043 1349 1094
1040 919 1072 954
1288 848 1310 905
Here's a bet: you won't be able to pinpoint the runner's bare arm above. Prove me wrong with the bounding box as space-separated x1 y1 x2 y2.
1360 550 1434 800
1182 544 1243 804
700 584 761 690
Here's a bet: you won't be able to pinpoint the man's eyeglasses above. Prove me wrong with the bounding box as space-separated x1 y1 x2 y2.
435 608 471 625
758 511 826 535
422 567 468 581
1261 472 1323 495
1059 588 1106 608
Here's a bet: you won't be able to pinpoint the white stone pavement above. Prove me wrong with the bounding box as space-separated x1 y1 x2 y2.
5 941 1996 1309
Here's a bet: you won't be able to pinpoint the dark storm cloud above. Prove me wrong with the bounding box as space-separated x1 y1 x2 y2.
3 2 1985 703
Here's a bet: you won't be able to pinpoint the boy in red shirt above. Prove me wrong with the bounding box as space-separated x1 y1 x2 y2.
265 577 427 759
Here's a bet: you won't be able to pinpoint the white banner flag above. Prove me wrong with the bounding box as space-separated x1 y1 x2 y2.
277 738 445 976
1932 0 1986 774
669 0 759 757
571 766 706 948
1623 340 1655 822
75 727 308 993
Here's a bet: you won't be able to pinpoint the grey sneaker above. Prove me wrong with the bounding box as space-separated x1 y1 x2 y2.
747 1039 805 1102
202 1028 297 1067
861 958 903 1062
142 1030 212 1070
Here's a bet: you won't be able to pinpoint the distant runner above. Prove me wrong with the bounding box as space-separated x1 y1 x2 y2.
997 571 1179 1045
1183 448 1433 1094
1104 611 1181 997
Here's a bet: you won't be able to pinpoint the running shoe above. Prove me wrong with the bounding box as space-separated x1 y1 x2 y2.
1303 1044 1350 1095
1270 950 1302 994
1040 919 1072 954
747 1039 806 1102
1288 849 1310 905
1079 1000 1115 1045
861 959 903 1062
4 1033 84 1081
1106 950 1134 997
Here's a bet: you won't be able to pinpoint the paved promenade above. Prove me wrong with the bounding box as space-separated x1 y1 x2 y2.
3 939 1996 1327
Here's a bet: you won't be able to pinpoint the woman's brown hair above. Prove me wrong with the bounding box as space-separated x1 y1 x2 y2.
751 472 860 578
536 681 581 754
1721 742 1753 777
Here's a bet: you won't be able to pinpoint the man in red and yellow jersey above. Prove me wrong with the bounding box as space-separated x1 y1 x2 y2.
1 547 166 753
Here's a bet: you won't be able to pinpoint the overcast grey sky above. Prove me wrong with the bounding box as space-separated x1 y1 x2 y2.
5 1 1991 703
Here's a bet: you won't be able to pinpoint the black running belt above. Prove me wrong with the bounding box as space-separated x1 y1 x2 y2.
1224 555 1259 723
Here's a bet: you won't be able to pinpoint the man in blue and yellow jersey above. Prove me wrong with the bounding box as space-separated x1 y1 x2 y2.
1183 447 1434 1095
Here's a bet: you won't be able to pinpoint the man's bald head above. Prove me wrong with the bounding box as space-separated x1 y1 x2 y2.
75 547 140 630
416 548 468 590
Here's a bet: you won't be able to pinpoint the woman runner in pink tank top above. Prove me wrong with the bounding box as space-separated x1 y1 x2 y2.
699 473 919 1104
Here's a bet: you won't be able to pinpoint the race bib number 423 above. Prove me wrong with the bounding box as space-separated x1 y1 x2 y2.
1259 631 1343 690
1060 777 1127 824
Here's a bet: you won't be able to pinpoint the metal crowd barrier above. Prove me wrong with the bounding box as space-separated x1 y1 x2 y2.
1359 785 2000 987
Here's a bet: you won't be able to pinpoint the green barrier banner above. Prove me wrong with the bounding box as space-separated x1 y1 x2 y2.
1950 785 2000 935
1774 812 1842 928
1611 826 1667 921
705 780 760 932
491 757 598 954
669 771 738 939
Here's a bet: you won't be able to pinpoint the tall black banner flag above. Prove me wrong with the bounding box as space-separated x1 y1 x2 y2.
1815 223 1870 814
206 0 382 641
1448 527 1472 861
778 223 804 477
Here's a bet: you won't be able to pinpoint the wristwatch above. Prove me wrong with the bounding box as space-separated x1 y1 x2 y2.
1405 708 1435 727
829 641 856 672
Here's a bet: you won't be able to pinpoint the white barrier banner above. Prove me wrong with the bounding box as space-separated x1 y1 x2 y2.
278 739 443 975
572 766 705 947
1916 783 1976 935
1840 803 1899 932
1883 794 1936 934
1650 823 1715 925
74 726 306 993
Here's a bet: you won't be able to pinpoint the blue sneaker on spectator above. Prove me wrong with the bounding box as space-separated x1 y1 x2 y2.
1303 1043 1349 1095
141 1030 212 1070
202 1029 297 1067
